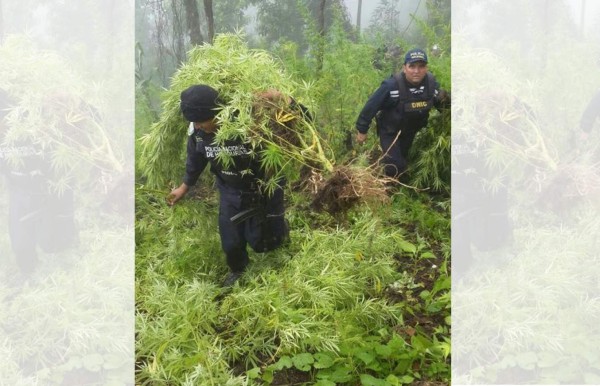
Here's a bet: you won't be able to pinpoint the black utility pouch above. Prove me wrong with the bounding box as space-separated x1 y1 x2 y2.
231 191 267 225
240 191 263 207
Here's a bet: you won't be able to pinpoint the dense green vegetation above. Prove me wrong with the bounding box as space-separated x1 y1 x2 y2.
135 1 450 384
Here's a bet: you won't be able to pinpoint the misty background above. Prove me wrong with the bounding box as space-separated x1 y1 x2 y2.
135 0 446 88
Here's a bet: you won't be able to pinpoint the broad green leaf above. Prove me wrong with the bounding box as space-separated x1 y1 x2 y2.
397 240 417 254
262 369 274 383
316 366 354 383
411 334 432 350
356 350 376 365
375 343 393 358
315 380 337 386
292 352 314 371
273 355 293 370
313 353 335 369
360 373 389 386
385 374 401 386
246 367 261 379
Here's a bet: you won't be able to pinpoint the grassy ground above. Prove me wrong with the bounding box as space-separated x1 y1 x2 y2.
135 182 450 385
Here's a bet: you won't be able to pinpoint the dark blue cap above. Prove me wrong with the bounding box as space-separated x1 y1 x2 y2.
180 84 221 122
404 48 428 64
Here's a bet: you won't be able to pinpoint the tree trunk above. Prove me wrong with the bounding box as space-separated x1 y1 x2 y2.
203 0 214 43
171 0 185 63
356 0 362 34
184 0 203 45
316 0 326 75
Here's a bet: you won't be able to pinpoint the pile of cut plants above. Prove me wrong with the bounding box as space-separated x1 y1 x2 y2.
139 33 390 215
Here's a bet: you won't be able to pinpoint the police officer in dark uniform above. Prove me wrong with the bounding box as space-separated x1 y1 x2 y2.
355 48 449 178
167 85 291 287
0 89 77 276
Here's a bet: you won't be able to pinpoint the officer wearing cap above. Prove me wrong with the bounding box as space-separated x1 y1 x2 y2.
167 85 291 287
356 48 449 179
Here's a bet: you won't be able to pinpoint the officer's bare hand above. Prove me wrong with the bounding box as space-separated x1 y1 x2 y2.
356 132 368 145
167 183 189 206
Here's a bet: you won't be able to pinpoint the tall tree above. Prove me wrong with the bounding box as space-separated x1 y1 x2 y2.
170 0 186 63
316 0 326 73
184 0 203 45
356 0 362 33
203 0 214 43
213 0 249 33
249 0 352 50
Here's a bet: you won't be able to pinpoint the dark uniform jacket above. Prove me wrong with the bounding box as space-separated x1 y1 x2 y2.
356 72 443 135
183 126 263 192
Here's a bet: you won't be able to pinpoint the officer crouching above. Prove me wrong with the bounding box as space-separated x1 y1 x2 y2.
167 85 290 287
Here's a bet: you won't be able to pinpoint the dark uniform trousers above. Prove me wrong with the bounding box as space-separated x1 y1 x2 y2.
218 185 288 272
379 127 419 177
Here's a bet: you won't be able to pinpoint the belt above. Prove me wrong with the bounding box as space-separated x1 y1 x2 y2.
230 206 264 225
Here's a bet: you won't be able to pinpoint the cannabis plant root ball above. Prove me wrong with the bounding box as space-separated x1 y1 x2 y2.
310 166 391 216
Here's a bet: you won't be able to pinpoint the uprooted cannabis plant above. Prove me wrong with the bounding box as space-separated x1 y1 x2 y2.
139 33 390 213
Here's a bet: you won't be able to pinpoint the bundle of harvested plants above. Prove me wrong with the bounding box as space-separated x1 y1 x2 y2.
139 33 391 214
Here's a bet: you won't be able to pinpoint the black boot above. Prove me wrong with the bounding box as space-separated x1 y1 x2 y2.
222 271 244 288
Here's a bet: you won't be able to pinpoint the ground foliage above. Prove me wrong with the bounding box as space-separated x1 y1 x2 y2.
135 186 450 385
136 13 451 386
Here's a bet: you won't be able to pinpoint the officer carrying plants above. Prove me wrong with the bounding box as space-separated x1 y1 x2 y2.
167 85 292 287
355 48 450 179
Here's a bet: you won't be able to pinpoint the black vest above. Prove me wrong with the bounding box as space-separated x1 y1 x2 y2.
377 72 436 134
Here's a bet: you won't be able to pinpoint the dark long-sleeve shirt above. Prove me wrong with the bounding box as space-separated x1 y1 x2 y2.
183 127 262 191
356 72 442 134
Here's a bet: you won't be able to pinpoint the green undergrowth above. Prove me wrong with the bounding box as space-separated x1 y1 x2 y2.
135 186 450 385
